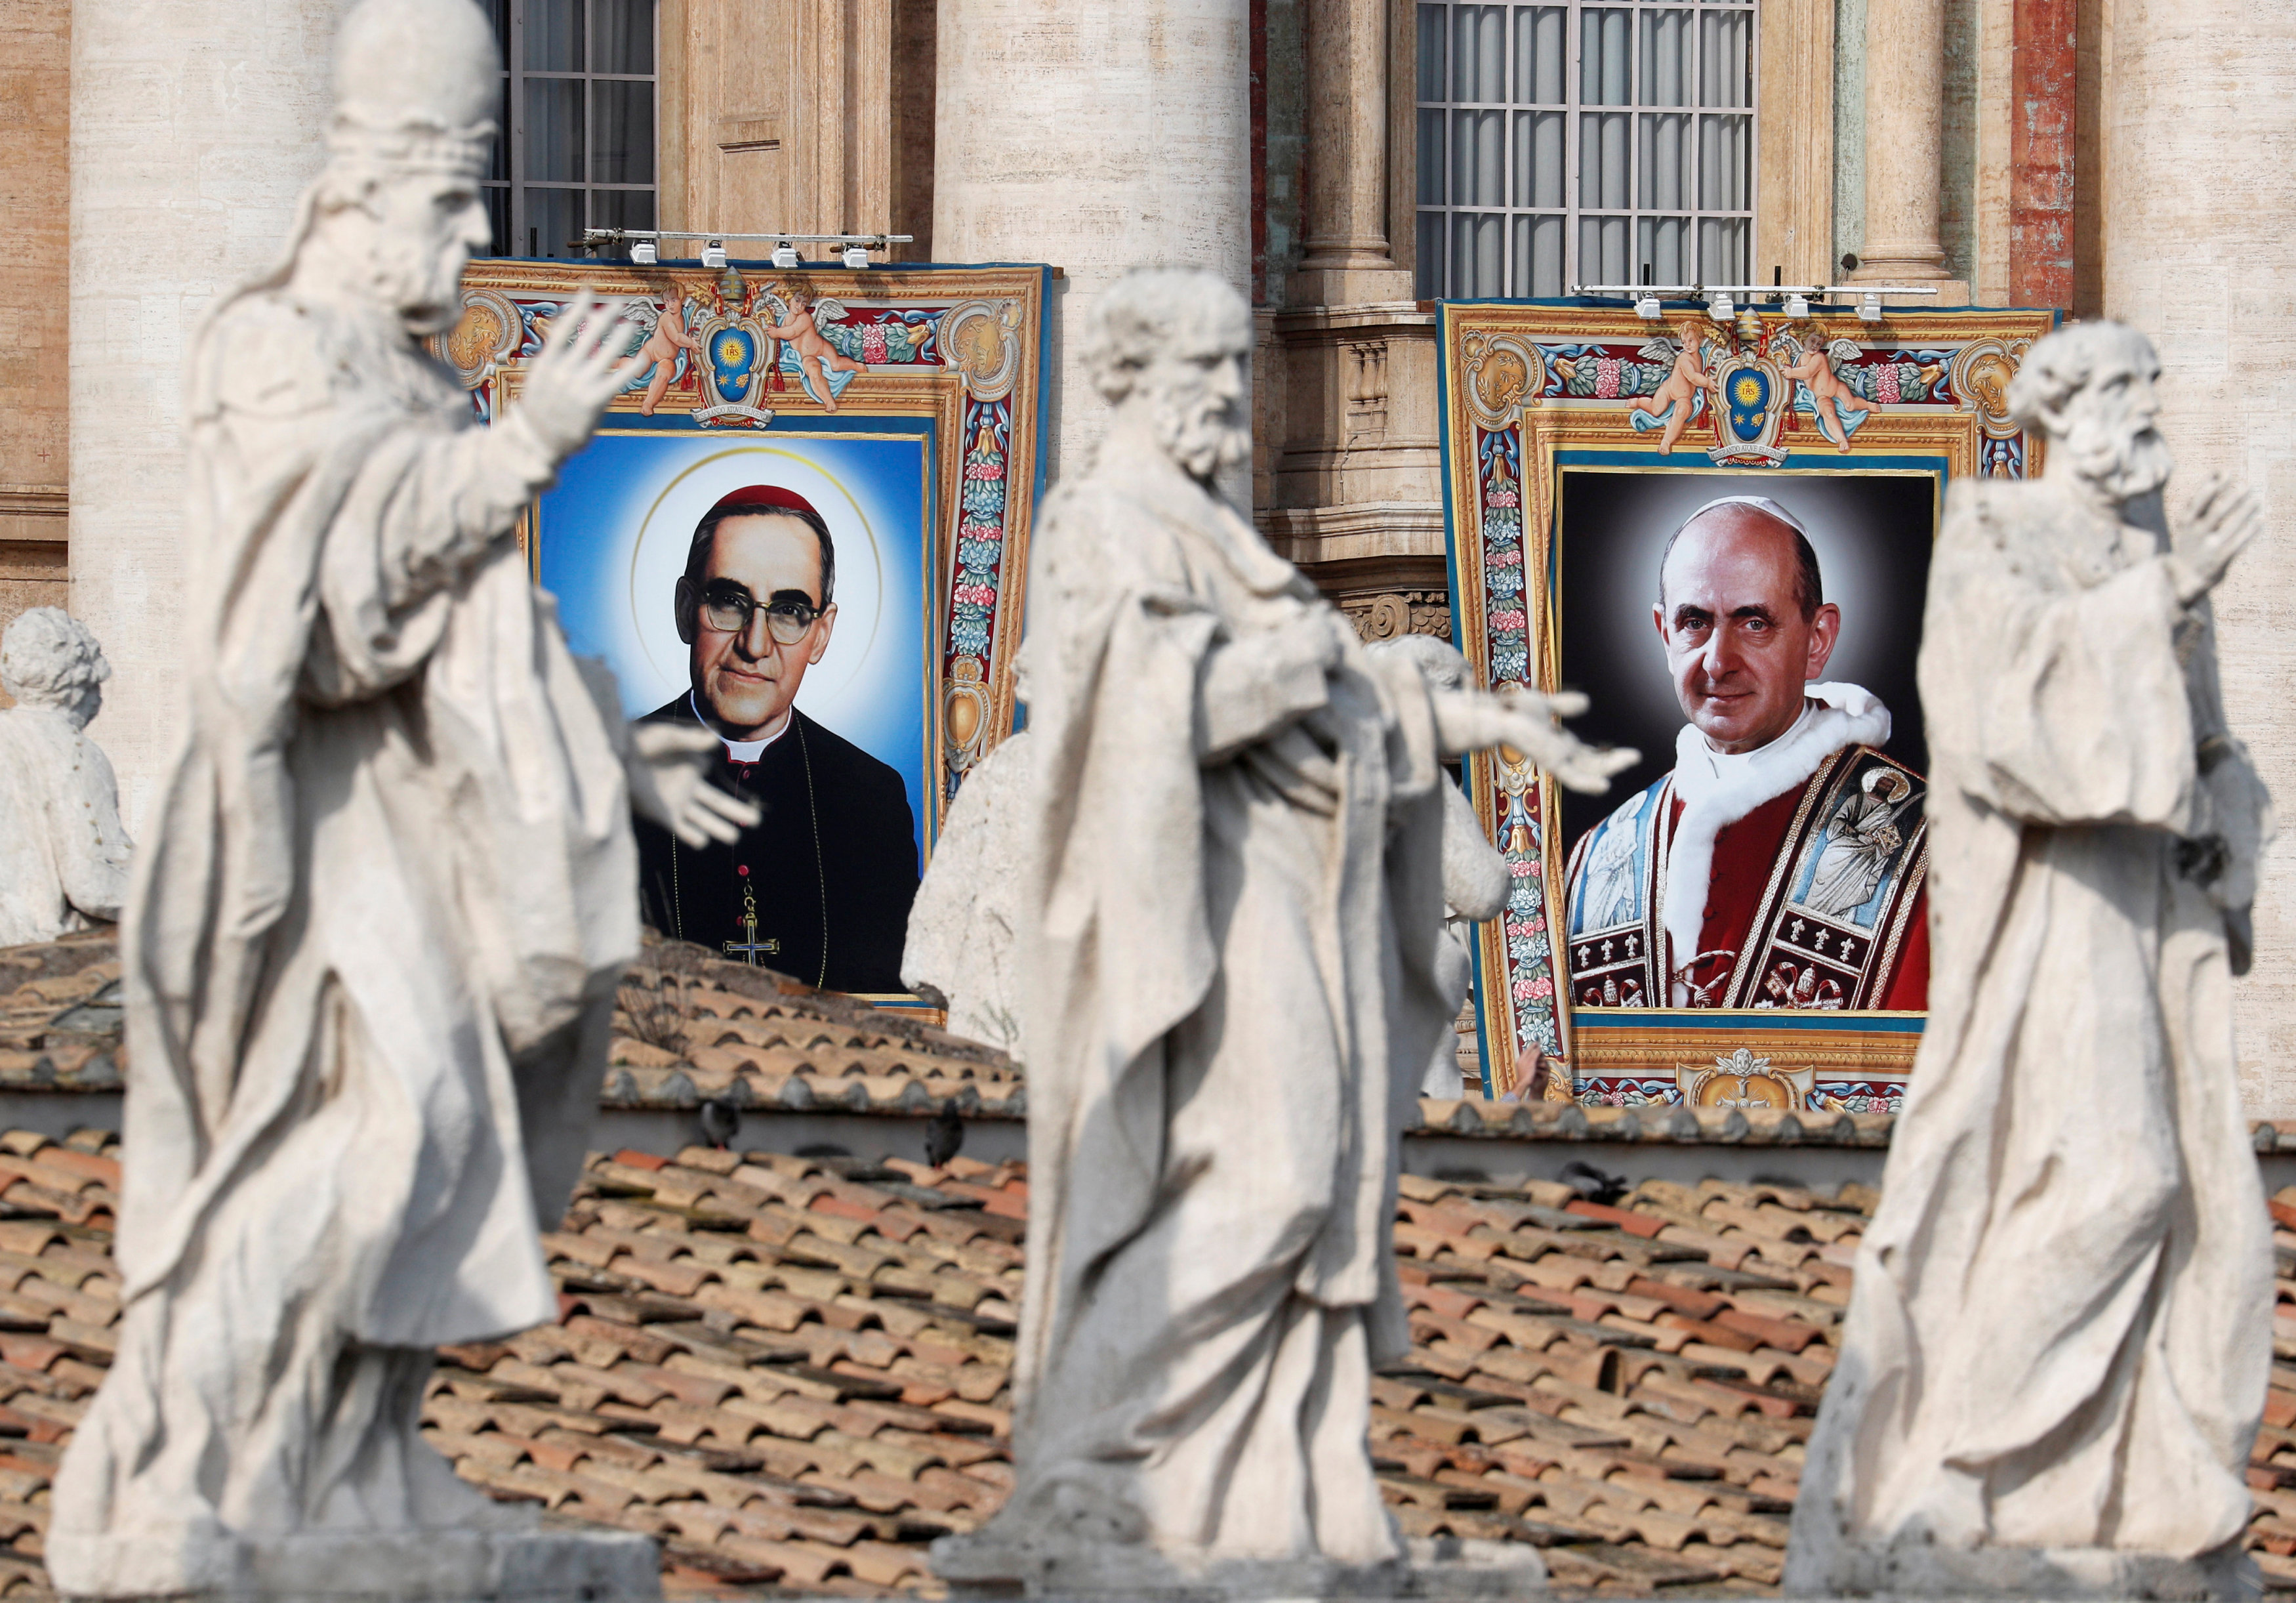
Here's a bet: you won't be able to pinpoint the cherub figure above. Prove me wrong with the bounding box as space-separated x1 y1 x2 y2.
763 283 863 413
1775 328 1868 452
1628 320 1718 454
619 294 704 415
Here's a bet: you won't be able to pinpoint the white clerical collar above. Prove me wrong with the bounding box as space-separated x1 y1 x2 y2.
693 690 790 762
1683 701 1818 784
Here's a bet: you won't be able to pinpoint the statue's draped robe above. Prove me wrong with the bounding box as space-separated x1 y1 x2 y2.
0 705 131 946
50 287 636 1589
998 449 1454 1564
1786 480 2271 1583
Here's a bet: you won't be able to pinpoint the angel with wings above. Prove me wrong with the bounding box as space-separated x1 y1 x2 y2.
618 294 705 416
763 282 863 412
1774 329 1869 451
1627 320 1719 454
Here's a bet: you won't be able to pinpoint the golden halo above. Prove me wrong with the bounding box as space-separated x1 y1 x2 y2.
623 445 885 698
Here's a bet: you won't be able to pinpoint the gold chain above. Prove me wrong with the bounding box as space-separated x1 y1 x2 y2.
666 721 829 988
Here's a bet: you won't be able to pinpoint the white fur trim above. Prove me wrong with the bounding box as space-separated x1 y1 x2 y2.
1660 682 1891 999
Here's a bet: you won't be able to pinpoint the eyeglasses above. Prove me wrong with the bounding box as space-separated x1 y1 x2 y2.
699 581 824 644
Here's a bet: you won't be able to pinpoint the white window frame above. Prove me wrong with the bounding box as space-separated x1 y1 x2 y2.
485 0 661 259
1413 0 1759 299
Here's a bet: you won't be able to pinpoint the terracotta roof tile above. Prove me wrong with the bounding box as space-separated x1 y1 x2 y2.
10 932 2296 1596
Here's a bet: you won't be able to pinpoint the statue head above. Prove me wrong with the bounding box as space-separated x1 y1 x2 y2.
295 0 501 335
1366 632 1469 692
1081 268 1252 484
1 609 112 730
2007 321 2174 505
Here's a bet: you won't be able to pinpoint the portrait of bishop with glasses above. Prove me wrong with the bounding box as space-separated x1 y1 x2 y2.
635 486 920 992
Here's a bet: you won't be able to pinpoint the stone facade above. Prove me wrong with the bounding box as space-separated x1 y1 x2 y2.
2102 0 2296 1117
0 0 70 697
10 0 2296 1110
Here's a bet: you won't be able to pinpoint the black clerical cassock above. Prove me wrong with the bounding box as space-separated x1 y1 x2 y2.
634 697 920 993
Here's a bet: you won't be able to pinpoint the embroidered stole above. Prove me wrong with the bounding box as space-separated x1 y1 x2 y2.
1564 746 1929 1011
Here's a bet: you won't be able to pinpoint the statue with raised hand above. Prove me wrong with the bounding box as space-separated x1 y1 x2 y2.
932 267 1628 1595
47 1 750 1594
1788 321 2274 1598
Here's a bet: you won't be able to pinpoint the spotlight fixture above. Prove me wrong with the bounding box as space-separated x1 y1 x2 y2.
630 239 658 265
1783 291 1810 318
771 241 800 270
1706 292 1734 323
1858 291 1883 323
701 240 728 270
1634 294 1662 321
842 244 871 270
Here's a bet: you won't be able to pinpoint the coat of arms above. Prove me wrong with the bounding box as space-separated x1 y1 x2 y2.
1706 349 1788 467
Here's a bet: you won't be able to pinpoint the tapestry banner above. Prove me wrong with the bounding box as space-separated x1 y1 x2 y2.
1437 299 2057 1110
435 259 1050 999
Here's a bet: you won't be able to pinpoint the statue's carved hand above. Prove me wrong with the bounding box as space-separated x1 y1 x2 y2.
1431 684 1638 794
516 290 638 463
626 722 762 848
2169 472 2262 604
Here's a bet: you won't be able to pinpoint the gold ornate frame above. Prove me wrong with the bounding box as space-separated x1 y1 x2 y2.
1437 301 2058 1110
437 258 1050 843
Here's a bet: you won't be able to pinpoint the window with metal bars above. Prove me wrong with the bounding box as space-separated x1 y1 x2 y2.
482 0 657 259
1414 1 1754 299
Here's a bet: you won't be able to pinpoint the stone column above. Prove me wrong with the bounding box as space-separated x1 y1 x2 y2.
2104 0 2296 1117
933 0 1252 498
1852 0 1963 294
1288 0 1409 305
70 0 354 824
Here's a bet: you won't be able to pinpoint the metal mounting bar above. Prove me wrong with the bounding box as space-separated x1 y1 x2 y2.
1568 283 1940 297
581 229 916 245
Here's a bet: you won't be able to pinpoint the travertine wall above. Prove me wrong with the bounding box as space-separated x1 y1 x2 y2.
0 0 71 696
932 0 1252 492
68 0 354 824
656 0 893 245
2104 0 2296 1117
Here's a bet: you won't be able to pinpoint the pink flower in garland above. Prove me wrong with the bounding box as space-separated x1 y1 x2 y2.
1511 976 1536 1002
861 324 890 364
960 521 1002 543
1506 919 1536 938
1488 548 1522 568
954 582 996 606
1527 976 1553 1001
1876 364 1902 404
1594 356 1622 399
1487 489 1519 508
1509 860 1533 878
1490 609 1527 631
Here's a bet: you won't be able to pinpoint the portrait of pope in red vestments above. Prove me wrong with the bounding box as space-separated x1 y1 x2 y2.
1562 494 1930 1012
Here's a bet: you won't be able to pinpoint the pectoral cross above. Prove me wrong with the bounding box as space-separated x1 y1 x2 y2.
723 883 779 966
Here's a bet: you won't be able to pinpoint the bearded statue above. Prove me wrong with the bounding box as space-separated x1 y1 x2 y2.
1786 322 2274 1596
929 267 1629 1593
44 1 751 1595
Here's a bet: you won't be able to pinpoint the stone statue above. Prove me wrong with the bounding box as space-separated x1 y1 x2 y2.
1785 321 2273 1599
932 268 1630 1594
901 730 1035 1056
0 609 132 948
1365 635 1510 1098
47 1 751 1595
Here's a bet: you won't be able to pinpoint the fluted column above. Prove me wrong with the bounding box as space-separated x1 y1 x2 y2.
1289 0 1409 305
2104 0 2296 1116
933 0 1252 499
71 0 356 824
1852 0 1955 287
